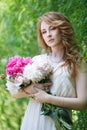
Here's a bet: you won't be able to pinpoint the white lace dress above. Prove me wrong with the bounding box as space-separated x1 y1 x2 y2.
20 54 76 130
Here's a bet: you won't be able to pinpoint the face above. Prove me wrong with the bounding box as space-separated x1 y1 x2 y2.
41 21 62 49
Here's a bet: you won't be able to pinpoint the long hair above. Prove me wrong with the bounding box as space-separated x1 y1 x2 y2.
37 12 82 77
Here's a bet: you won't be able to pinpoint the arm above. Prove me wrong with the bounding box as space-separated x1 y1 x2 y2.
32 63 87 110
46 69 87 110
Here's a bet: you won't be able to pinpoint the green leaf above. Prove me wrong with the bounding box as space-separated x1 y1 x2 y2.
41 103 72 130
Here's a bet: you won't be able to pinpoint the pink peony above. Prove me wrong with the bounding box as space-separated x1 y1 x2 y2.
6 56 33 76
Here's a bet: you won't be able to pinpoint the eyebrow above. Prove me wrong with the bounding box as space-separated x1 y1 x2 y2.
41 25 52 31
41 29 46 31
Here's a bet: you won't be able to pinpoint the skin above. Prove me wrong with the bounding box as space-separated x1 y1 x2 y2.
41 21 62 48
13 21 87 110
41 21 64 58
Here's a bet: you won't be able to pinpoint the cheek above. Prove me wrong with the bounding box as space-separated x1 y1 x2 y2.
42 34 47 42
52 29 59 37
55 31 61 40
56 29 60 35
41 35 46 45
42 34 45 39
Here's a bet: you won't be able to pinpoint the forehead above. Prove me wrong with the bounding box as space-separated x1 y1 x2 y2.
41 21 50 30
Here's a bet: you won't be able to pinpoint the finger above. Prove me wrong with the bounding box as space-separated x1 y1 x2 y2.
35 85 45 91
43 82 52 87
29 93 39 102
34 87 41 92
29 94 35 98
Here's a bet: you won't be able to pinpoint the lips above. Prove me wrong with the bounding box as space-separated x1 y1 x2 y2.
48 39 54 43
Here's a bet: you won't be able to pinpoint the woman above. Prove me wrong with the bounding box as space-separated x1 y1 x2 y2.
13 12 87 130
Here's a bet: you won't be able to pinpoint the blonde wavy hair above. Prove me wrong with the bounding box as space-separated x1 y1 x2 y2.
37 12 82 77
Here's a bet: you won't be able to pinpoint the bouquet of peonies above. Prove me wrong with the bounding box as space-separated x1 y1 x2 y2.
6 56 52 95
6 56 33 94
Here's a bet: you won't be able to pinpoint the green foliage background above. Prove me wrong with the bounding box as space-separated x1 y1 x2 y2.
0 0 87 130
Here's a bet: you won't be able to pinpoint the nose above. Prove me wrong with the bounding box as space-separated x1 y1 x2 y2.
47 30 51 37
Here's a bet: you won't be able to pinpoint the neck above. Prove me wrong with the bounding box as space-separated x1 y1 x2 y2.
51 45 64 59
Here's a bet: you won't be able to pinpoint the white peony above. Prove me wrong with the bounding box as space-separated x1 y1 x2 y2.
23 60 52 83
6 80 21 94
6 75 24 94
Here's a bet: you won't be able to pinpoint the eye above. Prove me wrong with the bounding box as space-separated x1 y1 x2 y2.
41 31 46 34
50 26 56 30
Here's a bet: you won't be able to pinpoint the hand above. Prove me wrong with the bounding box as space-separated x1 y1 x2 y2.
23 82 52 97
33 82 52 92
23 84 37 95
29 88 50 103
